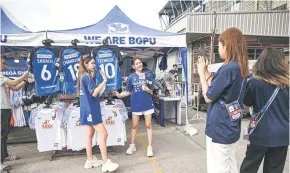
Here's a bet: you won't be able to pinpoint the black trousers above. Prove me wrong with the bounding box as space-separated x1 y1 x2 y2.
240 144 288 173
1 109 11 163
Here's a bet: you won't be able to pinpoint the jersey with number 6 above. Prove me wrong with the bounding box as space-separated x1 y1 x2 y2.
31 47 61 96
59 46 90 94
92 46 122 91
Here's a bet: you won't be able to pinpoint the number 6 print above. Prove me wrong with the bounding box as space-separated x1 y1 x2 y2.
41 64 52 81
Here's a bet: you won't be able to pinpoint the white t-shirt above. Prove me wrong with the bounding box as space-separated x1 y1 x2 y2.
67 106 97 151
98 104 126 146
35 108 63 152
0 72 11 109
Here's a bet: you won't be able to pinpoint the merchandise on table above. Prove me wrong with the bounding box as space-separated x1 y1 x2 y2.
64 104 97 151
29 99 128 152
10 89 26 127
99 99 128 147
29 102 66 152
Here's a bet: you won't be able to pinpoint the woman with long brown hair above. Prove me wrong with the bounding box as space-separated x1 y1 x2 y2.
114 57 155 157
197 27 248 173
240 48 289 173
77 55 118 172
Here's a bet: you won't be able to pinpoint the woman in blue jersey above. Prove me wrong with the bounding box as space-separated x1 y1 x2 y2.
77 55 118 172
197 27 248 173
114 57 154 157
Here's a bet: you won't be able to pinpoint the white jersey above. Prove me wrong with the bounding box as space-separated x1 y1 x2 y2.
35 108 63 152
66 106 97 151
98 103 126 146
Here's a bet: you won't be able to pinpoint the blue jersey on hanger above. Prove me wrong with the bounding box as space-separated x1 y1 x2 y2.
92 46 122 91
59 48 81 94
31 48 61 96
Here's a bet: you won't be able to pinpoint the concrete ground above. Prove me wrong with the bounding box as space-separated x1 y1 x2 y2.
5 108 289 173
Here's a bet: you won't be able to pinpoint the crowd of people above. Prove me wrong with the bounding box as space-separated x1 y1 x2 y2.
1 27 289 173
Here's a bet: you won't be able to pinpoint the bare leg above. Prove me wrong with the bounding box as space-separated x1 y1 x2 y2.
144 114 152 146
85 125 95 160
93 123 108 162
131 115 140 144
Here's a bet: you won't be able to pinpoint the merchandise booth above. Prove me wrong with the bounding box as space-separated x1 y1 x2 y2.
1 5 189 160
45 5 189 127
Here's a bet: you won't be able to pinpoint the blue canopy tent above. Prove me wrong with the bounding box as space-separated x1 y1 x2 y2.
1 5 45 56
46 6 185 58
46 5 190 125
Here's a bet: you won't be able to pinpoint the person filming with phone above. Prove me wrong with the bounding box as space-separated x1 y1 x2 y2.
197 27 248 173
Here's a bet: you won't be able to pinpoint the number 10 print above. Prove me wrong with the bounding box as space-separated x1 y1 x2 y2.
99 63 115 79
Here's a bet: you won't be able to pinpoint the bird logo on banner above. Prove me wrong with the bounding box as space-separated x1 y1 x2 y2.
108 22 130 34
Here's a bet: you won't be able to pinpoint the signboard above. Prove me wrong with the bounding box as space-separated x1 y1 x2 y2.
3 67 27 78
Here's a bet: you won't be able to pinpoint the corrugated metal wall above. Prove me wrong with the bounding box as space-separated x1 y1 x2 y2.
187 10 289 37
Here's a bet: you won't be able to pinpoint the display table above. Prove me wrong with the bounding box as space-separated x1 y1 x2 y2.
153 96 182 127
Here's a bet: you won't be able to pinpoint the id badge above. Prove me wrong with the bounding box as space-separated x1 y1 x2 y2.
225 101 243 121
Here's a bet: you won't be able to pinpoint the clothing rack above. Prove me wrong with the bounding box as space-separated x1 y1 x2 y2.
37 39 118 161
48 96 115 161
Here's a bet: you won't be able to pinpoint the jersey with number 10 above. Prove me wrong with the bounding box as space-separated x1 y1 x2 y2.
31 47 61 96
60 47 90 94
92 46 122 91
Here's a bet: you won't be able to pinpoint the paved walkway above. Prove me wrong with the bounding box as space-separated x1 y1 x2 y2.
5 109 289 173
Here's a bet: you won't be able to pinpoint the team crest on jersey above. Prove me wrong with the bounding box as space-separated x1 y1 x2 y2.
105 116 115 125
108 22 130 34
42 120 53 129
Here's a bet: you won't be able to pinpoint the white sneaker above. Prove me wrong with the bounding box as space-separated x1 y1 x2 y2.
84 156 103 169
147 146 154 157
126 144 136 155
102 159 119 172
